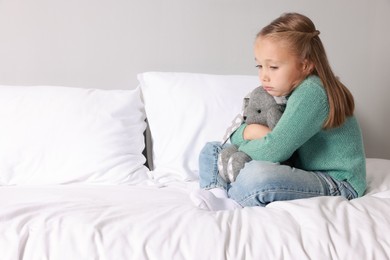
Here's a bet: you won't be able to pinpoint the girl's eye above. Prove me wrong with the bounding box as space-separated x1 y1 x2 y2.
270 66 278 70
255 65 262 69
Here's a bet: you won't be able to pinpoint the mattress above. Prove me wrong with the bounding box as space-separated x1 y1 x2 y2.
1 158 389 260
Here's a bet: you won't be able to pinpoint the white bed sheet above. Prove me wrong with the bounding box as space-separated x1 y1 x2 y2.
0 158 389 260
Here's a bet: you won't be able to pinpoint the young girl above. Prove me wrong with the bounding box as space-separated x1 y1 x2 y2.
191 12 366 211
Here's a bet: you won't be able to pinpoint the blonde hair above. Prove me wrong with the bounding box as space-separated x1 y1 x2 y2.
257 13 354 129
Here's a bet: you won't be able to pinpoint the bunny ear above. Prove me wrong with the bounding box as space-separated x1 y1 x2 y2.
242 97 250 112
242 86 258 113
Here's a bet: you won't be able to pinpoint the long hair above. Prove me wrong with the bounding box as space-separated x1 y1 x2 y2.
257 13 354 129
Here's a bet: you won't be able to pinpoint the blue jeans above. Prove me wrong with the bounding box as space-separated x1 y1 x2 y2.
199 142 357 207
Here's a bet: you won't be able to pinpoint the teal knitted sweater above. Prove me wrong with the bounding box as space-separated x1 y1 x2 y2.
231 75 366 197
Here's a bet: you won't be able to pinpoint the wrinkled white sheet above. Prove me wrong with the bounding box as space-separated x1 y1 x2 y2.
1 158 390 260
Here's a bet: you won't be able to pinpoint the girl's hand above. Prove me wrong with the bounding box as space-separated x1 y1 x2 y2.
243 124 271 140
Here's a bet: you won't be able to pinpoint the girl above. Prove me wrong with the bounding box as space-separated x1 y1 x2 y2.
191 12 366 211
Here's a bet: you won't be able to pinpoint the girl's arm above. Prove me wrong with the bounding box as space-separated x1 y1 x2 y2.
230 122 271 145
236 77 329 162
243 124 271 140
230 124 247 146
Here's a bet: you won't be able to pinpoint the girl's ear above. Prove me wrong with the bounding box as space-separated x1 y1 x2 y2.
302 59 314 74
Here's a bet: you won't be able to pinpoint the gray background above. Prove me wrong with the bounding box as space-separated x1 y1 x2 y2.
0 0 389 159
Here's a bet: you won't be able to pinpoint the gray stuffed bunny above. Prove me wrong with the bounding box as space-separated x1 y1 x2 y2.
218 86 285 183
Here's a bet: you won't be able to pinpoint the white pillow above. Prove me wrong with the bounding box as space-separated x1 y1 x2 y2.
0 85 148 185
365 158 390 196
139 71 260 181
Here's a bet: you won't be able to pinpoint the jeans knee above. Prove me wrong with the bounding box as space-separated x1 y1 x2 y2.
200 141 221 157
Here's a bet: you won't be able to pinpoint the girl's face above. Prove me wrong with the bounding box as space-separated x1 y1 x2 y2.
254 36 310 97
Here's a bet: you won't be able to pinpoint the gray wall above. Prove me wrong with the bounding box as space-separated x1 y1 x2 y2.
0 0 389 159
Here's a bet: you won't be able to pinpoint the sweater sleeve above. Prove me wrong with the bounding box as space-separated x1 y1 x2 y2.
230 123 247 146
237 76 329 162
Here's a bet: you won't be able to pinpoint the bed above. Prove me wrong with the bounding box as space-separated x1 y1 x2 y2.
1 72 389 259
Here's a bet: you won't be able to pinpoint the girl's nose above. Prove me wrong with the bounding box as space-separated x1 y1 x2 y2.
260 70 269 82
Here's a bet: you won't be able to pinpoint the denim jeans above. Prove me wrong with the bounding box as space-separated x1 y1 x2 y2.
199 141 358 207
